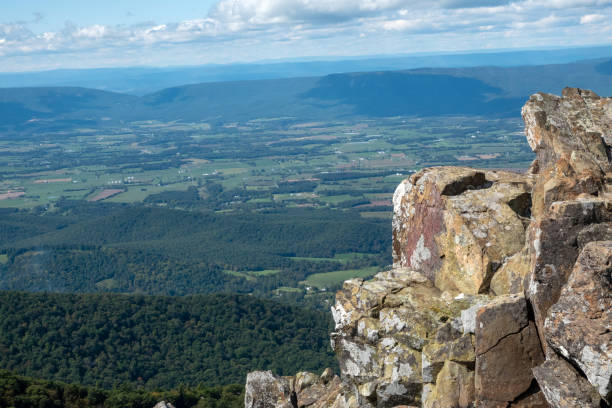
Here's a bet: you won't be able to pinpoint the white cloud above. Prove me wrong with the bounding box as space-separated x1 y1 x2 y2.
74 24 107 38
209 0 406 25
580 13 605 23
0 0 610 70
382 19 425 31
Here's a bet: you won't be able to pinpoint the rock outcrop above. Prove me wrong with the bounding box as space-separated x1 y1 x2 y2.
153 402 176 408
245 87 611 407
245 369 351 408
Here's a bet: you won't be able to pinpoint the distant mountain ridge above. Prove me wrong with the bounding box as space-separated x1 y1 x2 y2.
0 57 611 129
1 45 611 95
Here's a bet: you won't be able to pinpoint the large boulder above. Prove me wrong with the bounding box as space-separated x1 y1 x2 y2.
330 268 486 407
526 198 612 348
544 241 612 404
245 371 292 408
392 167 532 295
532 354 602 408
521 89 612 352
153 402 176 408
244 369 349 408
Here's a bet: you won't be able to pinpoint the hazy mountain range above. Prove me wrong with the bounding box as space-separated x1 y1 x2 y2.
2 46 612 95
0 54 611 129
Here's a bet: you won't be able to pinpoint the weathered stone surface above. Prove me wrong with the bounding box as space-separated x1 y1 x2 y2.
475 322 543 403
526 198 612 349
510 391 549 408
475 295 544 404
474 294 530 355
532 354 602 408
422 334 474 383
544 241 612 403
490 248 530 295
423 360 474 408
245 370 352 408
522 87 612 217
329 268 486 407
393 166 532 294
245 371 292 408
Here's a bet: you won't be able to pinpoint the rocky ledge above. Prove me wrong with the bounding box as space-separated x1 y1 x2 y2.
245 88 612 408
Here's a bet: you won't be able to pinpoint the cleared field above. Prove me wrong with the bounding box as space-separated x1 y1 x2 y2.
34 178 72 184
223 270 256 281
250 269 282 276
360 211 392 219
305 266 380 288
88 189 125 202
0 191 25 200
290 253 370 263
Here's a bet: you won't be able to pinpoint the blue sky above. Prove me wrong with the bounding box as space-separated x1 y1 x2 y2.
2 0 218 32
1 0 611 72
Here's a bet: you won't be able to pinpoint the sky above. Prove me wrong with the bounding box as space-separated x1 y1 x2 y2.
1 0 611 72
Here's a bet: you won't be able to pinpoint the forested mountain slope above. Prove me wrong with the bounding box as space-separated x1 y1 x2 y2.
0 291 336 389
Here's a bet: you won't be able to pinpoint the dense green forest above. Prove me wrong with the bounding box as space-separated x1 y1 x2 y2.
0 370 243 408
0 291 336 389
0 202 390 305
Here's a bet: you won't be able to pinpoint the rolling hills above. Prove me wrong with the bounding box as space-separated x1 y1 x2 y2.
1 57 611 130
1 45 611 95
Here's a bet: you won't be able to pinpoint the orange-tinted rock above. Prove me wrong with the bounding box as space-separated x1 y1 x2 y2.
393 167 532 294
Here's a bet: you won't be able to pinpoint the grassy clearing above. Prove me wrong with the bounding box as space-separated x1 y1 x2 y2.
305 266 380 288
360 211 392 219
95 278 119 290
0 254 7 264
250 269 282 276
317 194 354 204
223 270 256 282
275 286 303 293
290 253 369 263
290 256 337 262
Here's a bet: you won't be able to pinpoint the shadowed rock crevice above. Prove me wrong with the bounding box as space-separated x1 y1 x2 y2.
439 172 491 196
507 192 532 219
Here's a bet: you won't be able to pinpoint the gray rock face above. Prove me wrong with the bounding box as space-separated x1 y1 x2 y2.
245 371 292 408
244 369 349 408
526 198 612 351
544 241 612 404
532 354 602 408
244 88 611 408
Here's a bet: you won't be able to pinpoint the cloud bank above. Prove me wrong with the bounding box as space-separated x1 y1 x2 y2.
0 0 610 71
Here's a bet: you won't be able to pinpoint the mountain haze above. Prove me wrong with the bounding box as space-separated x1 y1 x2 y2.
1 46 611 95
1 57 611 130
